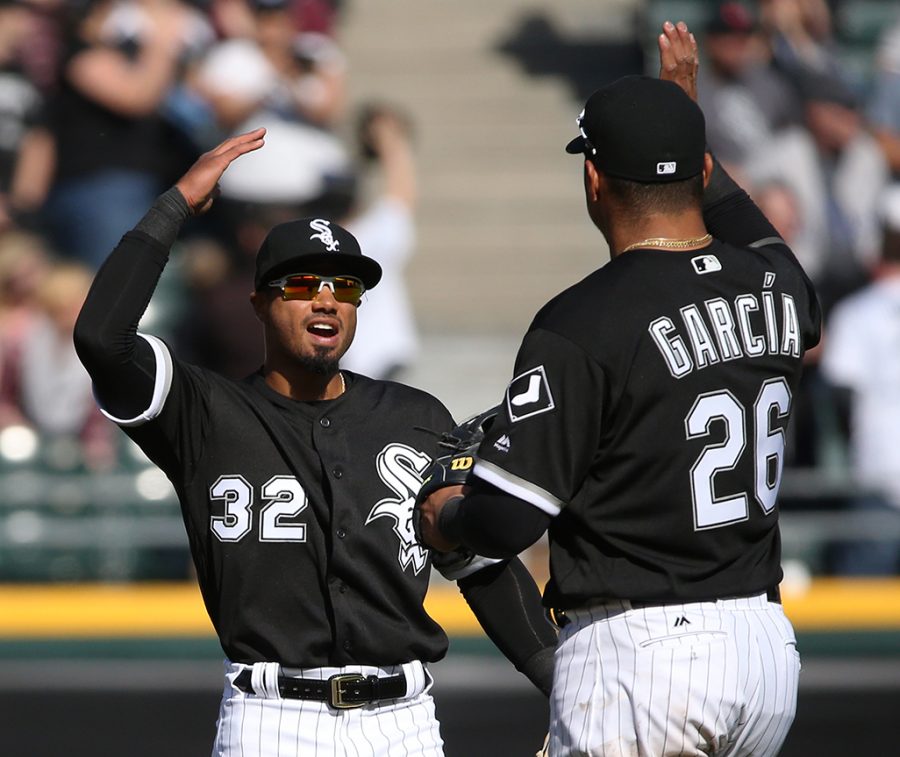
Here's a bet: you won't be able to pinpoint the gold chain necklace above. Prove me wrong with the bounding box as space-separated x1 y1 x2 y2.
338 371 346 395
621 233 712 253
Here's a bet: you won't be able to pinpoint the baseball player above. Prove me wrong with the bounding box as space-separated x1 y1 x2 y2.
417 23 821 756
73 129 556 756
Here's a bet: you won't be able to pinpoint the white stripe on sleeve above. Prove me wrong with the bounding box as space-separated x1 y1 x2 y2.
473 459 563 516
97 333 174 427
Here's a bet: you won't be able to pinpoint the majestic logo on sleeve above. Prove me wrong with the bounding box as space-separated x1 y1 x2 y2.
309 218 340 251
366 443 432 575
506 366 555 422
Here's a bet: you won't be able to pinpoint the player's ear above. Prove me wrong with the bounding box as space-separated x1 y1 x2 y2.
584 159 602 203
701 152 714 189
250 290 267 323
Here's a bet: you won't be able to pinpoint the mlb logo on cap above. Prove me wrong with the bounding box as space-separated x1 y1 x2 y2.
657 162 677 175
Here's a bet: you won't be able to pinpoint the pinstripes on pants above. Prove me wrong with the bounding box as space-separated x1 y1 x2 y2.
212 660 444 756
549 593 799 756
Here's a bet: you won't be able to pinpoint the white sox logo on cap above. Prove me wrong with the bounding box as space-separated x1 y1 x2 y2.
309 218 339 252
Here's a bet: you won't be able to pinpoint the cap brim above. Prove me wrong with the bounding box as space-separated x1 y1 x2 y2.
259 253 383 291
565 136 586 154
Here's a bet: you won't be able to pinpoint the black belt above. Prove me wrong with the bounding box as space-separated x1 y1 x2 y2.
630 586 781 609
550 586 781 629
233 669 407 709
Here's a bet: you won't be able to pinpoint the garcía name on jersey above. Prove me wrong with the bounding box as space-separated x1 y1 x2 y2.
648 271 800 378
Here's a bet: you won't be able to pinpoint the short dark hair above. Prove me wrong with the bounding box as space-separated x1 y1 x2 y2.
605 174 704 222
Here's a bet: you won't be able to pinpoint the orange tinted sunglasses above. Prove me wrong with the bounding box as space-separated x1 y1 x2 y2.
269 273 365 306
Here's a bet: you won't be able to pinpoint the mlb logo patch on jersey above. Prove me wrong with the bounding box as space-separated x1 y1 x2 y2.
691 254 721 274
506 366 555 422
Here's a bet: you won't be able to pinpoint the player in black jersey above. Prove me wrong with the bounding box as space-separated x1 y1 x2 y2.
417 23 821 756
74 129 556 757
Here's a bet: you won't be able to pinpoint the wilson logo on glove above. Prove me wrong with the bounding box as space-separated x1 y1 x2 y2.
412 406 501 549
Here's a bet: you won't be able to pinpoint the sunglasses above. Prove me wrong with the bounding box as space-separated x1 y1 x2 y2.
269 273 365 306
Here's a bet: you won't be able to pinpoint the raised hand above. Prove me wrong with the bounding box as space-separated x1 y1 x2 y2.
175 127 266 215
658 21 699 102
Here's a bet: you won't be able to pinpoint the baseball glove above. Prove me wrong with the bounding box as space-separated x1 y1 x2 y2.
412 405 500 549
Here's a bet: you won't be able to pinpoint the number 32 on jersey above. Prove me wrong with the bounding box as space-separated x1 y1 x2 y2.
208 475 308 542
686 377 791 530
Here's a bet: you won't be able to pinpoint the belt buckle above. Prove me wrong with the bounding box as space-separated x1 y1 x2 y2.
328 673 367 709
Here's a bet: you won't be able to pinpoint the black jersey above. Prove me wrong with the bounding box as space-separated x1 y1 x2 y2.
76 223 556 694
118 353 455 667
474 239 821 608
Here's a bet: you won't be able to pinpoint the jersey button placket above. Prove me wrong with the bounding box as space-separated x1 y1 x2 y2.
319 417 331 428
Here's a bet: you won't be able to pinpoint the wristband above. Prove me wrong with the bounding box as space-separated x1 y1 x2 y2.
134 187 192 249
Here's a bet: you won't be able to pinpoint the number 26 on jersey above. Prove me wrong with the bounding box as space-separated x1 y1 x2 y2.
686 377 790 530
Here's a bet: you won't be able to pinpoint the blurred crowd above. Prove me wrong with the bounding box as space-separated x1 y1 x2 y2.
1 0 900 578
0 0 422 464
692 0 900 574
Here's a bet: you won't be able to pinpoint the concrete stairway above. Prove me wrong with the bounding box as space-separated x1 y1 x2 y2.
337 0 644 415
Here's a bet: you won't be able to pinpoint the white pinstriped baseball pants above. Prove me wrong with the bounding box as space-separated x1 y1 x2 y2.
212 660 443 756
549 593 800 756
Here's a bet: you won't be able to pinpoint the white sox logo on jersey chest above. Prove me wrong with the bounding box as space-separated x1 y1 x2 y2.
366 443 432 575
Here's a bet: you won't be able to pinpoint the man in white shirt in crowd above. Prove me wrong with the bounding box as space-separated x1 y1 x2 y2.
820 185 900 574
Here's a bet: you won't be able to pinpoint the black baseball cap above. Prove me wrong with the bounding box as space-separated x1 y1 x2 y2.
565 76 707 183
254 218 383 290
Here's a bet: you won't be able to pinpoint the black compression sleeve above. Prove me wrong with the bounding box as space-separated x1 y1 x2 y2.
439 482 552 558
457 558 557 697
702 153 743 209
703 155 786 251
73 188 190 418
73 232 168 417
